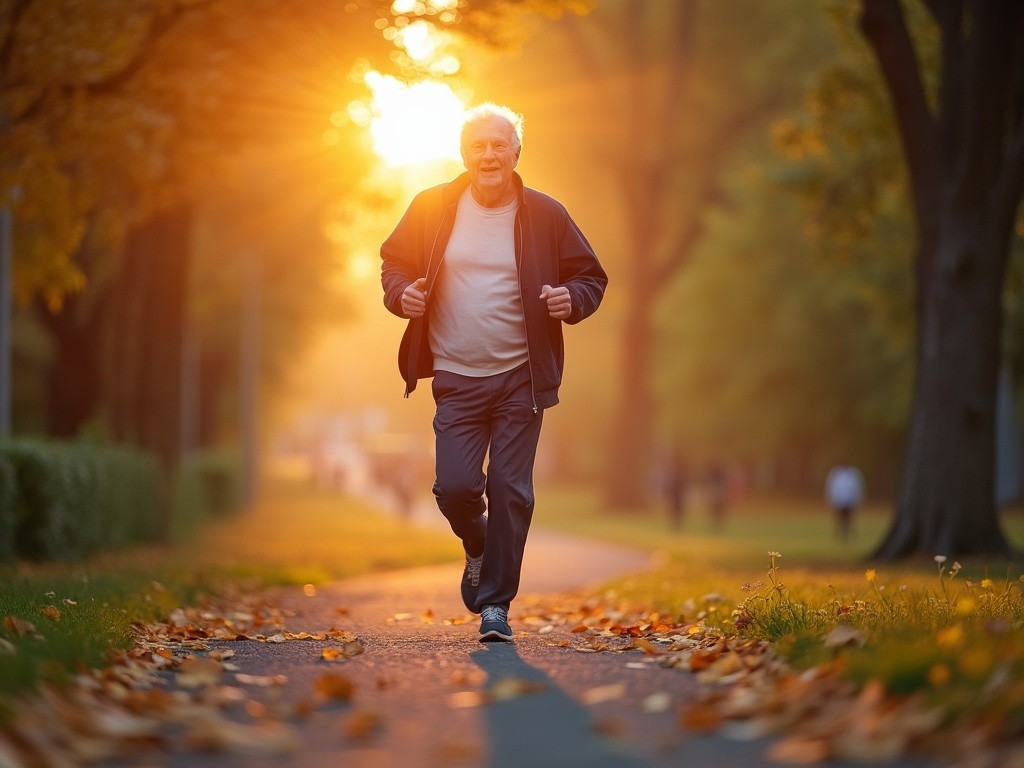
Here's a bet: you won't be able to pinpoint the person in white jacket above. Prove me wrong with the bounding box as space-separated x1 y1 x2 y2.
825 463 865 542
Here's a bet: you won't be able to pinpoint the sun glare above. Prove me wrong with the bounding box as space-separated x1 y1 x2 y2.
359 72 466 167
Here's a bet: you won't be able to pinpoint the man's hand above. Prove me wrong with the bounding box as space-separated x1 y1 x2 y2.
402 277 428 318
540 284 572 320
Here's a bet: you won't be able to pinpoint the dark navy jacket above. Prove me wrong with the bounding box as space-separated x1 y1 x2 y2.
380 172 607 409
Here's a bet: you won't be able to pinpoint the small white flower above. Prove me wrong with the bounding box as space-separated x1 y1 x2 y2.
934 555 948 564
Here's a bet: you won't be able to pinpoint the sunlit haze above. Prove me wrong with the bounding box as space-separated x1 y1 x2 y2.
357 72 466 167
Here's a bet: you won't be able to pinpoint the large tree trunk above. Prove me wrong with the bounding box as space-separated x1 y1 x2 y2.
874 222 1015 557
600 1 694 510
41 295 102 437
605 291 655 509
107 205 190 474
861 0 1024 559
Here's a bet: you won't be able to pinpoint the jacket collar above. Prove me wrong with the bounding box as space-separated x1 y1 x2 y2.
442 171 526 209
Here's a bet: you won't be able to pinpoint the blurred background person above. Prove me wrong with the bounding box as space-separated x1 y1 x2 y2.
824 462 866 542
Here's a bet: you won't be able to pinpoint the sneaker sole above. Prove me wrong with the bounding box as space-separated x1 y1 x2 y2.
479 628 514 642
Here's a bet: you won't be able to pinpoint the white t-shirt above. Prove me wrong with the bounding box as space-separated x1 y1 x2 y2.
825 466 865 508
429 189 528 376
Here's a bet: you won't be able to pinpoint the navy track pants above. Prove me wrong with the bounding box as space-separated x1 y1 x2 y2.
430 363 543 612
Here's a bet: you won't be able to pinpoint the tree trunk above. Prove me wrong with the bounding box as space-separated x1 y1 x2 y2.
108 205 190 474
873 223 1016 558
861 0 1024 559
41 295 102 437
605 296 654 509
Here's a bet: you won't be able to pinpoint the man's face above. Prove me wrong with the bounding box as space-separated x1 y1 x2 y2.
461 116 520 202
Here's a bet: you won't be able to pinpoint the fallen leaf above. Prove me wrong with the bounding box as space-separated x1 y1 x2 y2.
629 638 666 655
767 737 830 764
235 674 288 687
342 710 382 741
449 691 485 709
824 625 865 650
680 704 722 734
342 640 365 657
643 692 671 713
40 605 61 622
581 683 626 705
4 615 42 639
488 677 546 702
177 657 223 688
315 672 355 702
184 717 298 755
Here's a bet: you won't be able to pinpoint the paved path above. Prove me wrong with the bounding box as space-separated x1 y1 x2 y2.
161 524 930 768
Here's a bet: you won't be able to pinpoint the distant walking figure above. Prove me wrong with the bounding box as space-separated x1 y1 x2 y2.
662 451 688 531
705 462 729 531
825 463 865 542
380 103 607 642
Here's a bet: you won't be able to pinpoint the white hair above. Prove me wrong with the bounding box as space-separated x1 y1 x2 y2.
460 102 524 151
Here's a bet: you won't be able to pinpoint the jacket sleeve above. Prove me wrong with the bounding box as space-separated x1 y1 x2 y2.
557 210 608 325
380 195 425 318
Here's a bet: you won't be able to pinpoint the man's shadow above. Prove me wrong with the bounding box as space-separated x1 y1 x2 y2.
469 644 649 768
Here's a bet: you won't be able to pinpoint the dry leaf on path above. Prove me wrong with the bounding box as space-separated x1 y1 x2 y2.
235 674 287 687
581 683 626 705
177 657 223 688
488 677 546 702
315 672 355 702
342 710 382 741
643 692 672 713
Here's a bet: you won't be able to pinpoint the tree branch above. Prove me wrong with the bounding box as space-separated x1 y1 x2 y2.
996 112 1024 233
0 0 32 81
934 0 964 169
859 0 940 215
663 0 696 140
953 3 1023 213
83 0 219 96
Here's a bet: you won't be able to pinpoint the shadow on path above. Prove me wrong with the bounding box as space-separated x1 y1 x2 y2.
470 644 650 768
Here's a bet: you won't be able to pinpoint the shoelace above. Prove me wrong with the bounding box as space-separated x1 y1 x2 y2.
480 604 507 624
465 554 483 587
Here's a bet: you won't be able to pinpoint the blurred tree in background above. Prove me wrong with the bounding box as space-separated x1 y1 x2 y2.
1 0 571 471
546 0 834 509
853 0 1024 558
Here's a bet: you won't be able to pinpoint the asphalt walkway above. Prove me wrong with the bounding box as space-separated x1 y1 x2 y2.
161 501 930 768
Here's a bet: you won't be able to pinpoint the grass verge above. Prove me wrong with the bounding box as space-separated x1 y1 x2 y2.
536 483 1024 715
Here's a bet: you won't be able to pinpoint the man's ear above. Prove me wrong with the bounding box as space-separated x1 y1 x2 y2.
513 146 522 167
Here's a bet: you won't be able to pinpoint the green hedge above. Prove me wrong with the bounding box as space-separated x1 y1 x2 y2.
0 439 164 561
172 450 242 542
0 453 16 561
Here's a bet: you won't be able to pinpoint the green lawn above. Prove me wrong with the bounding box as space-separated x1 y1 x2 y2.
536 482 1024 572
535 482 1024 713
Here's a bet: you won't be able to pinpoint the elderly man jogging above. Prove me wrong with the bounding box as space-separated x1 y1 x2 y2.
380 102 607 642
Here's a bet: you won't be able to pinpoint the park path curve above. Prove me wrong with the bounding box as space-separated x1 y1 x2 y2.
163 525 930 768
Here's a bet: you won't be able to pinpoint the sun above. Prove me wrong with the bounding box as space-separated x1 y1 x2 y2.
359 72 467 168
